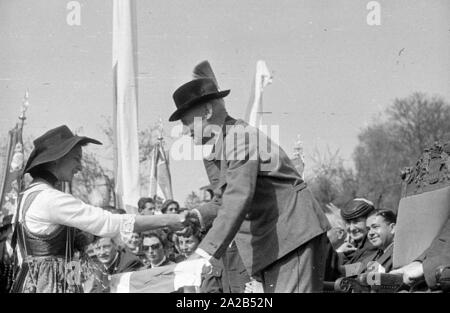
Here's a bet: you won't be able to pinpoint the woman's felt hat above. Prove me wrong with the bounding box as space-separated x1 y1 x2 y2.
24 125 102 174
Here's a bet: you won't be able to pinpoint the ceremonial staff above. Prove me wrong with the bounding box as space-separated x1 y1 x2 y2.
17 90 29 192
0 90 29 215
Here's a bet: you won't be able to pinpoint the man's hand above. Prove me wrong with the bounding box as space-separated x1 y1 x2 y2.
186 253 212 276
167 211 189 231
336 242 357 254
244 278 264 293
390 261 424 285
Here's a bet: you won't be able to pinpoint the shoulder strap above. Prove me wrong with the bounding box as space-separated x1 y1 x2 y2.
10 190 43 251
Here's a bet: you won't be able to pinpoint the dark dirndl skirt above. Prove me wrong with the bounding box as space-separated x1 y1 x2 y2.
19 256 83 293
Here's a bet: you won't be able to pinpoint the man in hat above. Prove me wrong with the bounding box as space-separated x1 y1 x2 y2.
168 62 330 292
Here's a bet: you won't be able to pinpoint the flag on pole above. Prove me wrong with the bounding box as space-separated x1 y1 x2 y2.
0 126 25 220
244 60 273 131
112 0 140 213
110 258 208 293
0 92 28 222
292 134 306 178
149 137 173 201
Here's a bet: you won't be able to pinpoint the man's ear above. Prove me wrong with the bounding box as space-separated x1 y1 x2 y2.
205 103 213 120
390 223 396 235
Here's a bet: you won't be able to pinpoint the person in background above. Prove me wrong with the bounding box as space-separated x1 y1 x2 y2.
365 209 396 273
173 223 203 262
141 231 173 268
124 232 142 256
91 236 143 292
339 198 378 265
161 200 181 214
137 197 156 215
323 207 347 282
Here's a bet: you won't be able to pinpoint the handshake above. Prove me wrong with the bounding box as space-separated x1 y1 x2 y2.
174 209 202 233
172 202 220 233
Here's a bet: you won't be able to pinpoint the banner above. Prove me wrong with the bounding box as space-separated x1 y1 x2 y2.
149 139 173 201
110 258 208 293
112 0 140 213
244 60 273 132
0 125 24 220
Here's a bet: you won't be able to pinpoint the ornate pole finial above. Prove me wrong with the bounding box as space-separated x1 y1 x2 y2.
293 134 305 178
19 89 29 125
293 134 304 159
157 117 164 141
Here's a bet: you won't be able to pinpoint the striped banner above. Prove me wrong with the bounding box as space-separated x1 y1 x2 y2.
110 258 208 293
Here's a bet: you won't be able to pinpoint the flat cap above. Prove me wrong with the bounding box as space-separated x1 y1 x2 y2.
341 198 375 220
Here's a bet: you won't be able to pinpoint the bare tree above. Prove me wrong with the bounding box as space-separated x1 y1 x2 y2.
307 147 358 209
353 92 450 210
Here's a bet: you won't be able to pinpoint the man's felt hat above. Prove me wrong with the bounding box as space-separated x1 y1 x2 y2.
24 125 102 174
169 78 230 122
340 198 375 221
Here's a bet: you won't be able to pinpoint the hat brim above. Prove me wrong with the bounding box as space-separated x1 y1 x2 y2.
24 136 102 174
169 89 230 122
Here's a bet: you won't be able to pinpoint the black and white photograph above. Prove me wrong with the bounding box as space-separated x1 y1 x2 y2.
0 0 449 298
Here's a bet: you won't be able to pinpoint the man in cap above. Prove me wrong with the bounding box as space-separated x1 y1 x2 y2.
169 61 330 292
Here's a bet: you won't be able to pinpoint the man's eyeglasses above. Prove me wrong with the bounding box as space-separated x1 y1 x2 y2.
143 243 162 250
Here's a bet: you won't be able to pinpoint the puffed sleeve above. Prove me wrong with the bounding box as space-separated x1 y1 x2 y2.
34 188 136 241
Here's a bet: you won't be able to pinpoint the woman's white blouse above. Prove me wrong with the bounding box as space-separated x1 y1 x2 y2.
15 182 135 241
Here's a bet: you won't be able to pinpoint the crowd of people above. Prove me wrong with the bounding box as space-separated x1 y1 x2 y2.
74 197 207 293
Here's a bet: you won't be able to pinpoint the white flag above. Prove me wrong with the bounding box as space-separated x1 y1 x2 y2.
149 139 173 201
112 0 140 213
245 60 273 131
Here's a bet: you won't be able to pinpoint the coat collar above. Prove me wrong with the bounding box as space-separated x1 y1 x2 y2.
204 115 240 161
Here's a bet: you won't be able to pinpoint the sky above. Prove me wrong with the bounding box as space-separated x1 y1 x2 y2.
1 0 450 204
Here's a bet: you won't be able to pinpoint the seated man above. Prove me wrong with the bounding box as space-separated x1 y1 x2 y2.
124 232 142 256
141 232 174 268
365 209 396 273
323 207 347 282
391 216 450 291
91 237 143 292
339 198 378 265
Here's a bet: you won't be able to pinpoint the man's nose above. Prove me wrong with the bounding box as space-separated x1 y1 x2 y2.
181 126 191 136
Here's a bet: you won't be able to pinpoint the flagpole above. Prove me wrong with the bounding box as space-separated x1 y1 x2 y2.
0 90 29 215
17 90 29 192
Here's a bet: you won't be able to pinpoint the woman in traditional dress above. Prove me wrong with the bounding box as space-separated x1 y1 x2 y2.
12 125 190 293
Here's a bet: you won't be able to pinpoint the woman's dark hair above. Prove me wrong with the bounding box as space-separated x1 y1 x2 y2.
143 230 168 249
137 197 154 209
175 222 203 240
161 200 180 214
